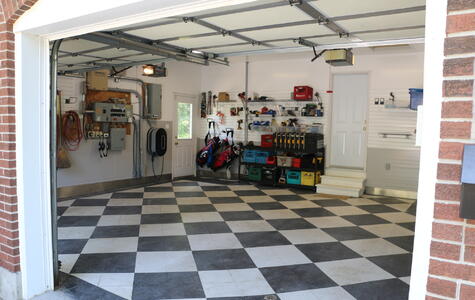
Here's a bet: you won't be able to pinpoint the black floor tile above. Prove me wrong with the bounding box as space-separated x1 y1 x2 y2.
91 225 140 238
267 218 315 230
260 264 336 293
141 213 182 224
71 253 136 273
133 272 205 299
209 197 244 204
343 279 409 300
292 207 335 218
398 222 416 231
249 202 286 210
296 242 361 262
144 186 173 192
193 249 256 270
370 198 407 205
357 204 399 213
312 199 350 207
385 236 414 252
57 207 68 216
236 231 291 247
103 206 142 215
58 239 88 254
270 195 304 202
220 211 262 221
209 296 280 300
179 204 217 212
322 227 377 241
406 202 417 215
175 191 206 197
111 192 143 198
234 190 266 196
201 185 231 191
185 221 232 235
142 198 177 205
58 272 124 300
342 214 390 226
173 181 199 186
72 199 109 206
138 236 190 251
58 216 100 227
368 254 413 277
289 188 315 194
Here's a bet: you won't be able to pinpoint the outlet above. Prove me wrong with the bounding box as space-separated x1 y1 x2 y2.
385 163 391 171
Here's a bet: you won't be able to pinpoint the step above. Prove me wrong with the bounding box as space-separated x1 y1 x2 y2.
321 175 365 189
326 168 366 179
316 184 364 197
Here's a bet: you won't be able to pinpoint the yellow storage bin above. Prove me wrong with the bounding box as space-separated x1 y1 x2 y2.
301 171 321 186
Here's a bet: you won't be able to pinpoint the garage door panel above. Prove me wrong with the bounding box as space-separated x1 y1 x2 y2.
242 24 333 41
128 22 214 40
168 35 242 49
337 11 425 33
312 0 426 17
60 40 107 53
356 28 425 42
203 44 268 54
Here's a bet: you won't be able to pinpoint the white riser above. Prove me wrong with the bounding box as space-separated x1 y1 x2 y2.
316 184 363 197
321 176 365 188
326 168 366 179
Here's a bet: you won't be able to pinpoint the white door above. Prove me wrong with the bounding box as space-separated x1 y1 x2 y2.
173 94 197 178
330 74 368 169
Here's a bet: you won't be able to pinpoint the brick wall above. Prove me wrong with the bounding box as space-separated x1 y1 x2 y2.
0 0 37 273
427 0 475 298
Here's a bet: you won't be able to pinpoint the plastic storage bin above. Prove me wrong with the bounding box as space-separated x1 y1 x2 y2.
409 88 423 110
262 167 278 185
261 134 274 148
243 150 257 163
277 156 293 167
255 151 270 164
266 156 276 165
292 158 302 168
248 166 262 181
287 171 301 185
301 171 316 186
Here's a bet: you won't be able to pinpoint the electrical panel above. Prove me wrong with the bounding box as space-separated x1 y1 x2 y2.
146 84 162 119
92 102 131 123
110 128 126 151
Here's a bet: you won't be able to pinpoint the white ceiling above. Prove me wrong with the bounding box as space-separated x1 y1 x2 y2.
58 0 426 72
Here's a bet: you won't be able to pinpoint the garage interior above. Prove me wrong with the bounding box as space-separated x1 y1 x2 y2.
52 0 423 299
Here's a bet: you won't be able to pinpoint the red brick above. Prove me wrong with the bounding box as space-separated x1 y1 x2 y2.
465 246 475 263
437 163 462 181
448 0 475 11
430 240 461 260
444 58 474 76
426 296 445 300
466 227 475 245
443 80 474 97
439 142 465 160
442 101 473 118
435 183 462 201
427 276 457 298
440 121 472 139
434 202 463 221
448 13 475 33
429 259 475 281
461 284 475 300
445 36 475 55
433 223 463 242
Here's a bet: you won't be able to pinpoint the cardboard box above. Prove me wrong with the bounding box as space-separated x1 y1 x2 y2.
87 70 109 91
218 92 230 102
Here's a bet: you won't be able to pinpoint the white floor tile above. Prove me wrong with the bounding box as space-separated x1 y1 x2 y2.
58 226 95 239
279 287 356 300
361 224 414 238
261 189 295 195
316 258 394 285
306 216 355 228
62 206 105 216
246 245 311 267
280 229 336 244
227 220 275 233
58 254 79 273
228 185 258 191
97 215 141 226
83 193 112 199
256 209 300 220
324 206 368 216
139 223 186 236
143 192 175 198
400 276 411 284
141 205 179 214
281 200 319 209
342 238 407 257
173 186 203 192
57 200 75 207
73 273 134 299
176 197 211 205
386 203 411 212
240 196 275 203
181 212 224 223
344 198 379 206
204 191 237 197
188 233 242 250
135 251 196 272
301 194 335 200
107 199 143 206
376 212 416 223
214 203 252 212
123 187 144 193
82 237 138 254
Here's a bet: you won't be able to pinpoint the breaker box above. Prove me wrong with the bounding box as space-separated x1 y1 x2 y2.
109 127 126 151
92 102 131 123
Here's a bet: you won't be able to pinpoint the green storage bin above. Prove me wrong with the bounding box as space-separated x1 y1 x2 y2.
248 166 262 181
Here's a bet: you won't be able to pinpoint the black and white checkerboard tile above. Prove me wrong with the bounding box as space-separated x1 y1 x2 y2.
56 180 415 300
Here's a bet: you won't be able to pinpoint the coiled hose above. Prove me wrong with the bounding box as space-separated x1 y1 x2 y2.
61 111 83 151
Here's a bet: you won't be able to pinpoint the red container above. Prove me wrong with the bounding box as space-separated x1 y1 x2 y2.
261 134 274 148
292 158 301 168
293 86 313 100
266 156 276 165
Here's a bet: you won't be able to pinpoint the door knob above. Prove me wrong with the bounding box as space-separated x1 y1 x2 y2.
174 142 179 145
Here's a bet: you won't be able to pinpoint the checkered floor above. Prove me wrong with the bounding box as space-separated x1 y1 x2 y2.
56 179 415 300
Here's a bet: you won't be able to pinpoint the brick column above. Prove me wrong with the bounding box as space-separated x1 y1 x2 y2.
427 0 475 299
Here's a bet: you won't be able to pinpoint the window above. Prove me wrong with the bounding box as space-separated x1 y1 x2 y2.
177 102 192 139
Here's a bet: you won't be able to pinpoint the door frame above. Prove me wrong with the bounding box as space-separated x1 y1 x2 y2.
172 92 198 179
327 72 370 171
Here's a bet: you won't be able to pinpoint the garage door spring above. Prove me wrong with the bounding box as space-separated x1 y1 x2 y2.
61 111 83 151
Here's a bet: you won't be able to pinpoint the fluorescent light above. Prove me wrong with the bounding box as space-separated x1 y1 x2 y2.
191 50 204 54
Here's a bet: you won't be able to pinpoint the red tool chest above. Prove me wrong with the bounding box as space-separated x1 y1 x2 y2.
293 86 313 100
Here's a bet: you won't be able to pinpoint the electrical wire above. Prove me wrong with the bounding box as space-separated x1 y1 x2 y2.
61 111 83 151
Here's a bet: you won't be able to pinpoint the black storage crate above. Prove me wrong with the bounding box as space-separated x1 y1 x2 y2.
261 167 279 185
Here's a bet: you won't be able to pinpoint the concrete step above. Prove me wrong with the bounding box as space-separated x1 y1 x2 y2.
326 168 366 179
321 175 365 189
316 184 364 197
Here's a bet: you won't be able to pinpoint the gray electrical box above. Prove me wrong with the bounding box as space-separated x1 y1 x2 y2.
146 84 162 119
109 128 126 151
92 102 131 123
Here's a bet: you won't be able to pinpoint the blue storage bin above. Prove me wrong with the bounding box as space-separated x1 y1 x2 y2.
255 151 270 164
287 170 301 185
243 150 257 163
409 88 423 110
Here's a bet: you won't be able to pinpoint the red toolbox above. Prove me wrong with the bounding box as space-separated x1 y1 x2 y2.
293 86 313 100
261 134 274 148
292 158 302 168
266 156 276 165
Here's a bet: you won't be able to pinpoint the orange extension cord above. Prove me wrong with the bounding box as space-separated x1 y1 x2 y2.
61 111 83 151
